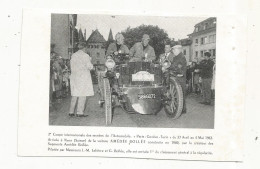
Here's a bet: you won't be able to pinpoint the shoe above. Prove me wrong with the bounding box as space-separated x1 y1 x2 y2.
76 114 88 117
69 113 75 117
199 101 207 104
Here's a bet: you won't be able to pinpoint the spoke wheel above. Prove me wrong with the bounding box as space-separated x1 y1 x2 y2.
164 77 184 119
97 71 105 107
103 78 112 125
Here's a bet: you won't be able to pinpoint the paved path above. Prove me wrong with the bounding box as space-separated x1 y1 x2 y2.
50 85 214 129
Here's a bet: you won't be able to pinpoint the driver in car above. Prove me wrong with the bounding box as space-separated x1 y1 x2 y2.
106 33 129 61
129 34 156 62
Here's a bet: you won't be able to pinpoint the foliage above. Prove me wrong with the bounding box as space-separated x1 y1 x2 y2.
121 25 174 58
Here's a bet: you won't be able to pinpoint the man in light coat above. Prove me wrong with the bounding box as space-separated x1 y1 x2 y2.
69 42 94 117
129 34 156 62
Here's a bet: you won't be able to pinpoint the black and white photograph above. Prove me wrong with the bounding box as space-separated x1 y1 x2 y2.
49 14 217 128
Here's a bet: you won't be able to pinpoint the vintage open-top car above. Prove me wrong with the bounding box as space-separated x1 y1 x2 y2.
97 53 184 125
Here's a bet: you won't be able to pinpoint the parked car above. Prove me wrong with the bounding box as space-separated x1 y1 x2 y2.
97 53 184 125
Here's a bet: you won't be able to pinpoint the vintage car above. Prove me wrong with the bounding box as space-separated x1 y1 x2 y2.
97 53 184 125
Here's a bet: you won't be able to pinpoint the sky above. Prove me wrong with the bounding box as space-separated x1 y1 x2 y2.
76 14 208 41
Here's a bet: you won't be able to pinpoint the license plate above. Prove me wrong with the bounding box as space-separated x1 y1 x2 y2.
138 94 156 100
132 71 154 81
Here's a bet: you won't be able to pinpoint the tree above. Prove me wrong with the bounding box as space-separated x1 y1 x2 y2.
121 25 172 58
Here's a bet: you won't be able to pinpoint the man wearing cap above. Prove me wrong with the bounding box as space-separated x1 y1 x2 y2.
106 33 129 57
196 52 214 105
69 42 94 117
171 45 187 113
129 34 156 62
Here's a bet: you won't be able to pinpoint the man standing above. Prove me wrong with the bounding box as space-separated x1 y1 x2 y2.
129 34 156 62
196 52 214 105
106 33 129 57
171 45 187 113
69 42 94 117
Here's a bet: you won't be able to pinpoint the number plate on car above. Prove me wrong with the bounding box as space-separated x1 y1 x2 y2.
138 94 156 100
132 71 154 81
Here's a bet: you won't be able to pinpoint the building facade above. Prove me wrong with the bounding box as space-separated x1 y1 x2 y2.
178 38 192 63
51 14 77 59
86 29 106 65
188 17 216 62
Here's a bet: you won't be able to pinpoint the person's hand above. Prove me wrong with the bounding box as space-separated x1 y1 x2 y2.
162 67 166 72
114 51 118 55
177 74 183 77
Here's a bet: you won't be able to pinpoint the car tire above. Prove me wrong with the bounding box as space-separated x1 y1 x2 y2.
164 77 184 119
104 78 112 125
97 71 105 105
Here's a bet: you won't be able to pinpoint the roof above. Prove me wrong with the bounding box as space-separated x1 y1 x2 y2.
107 28 114 42
195 17 216 27
179 38 192 46
188 27 216 37
86 29 106 44
188 17 217 37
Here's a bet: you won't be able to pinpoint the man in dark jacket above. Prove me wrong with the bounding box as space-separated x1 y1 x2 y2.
129 34 156 62
196 52 214 105
171 45 187 113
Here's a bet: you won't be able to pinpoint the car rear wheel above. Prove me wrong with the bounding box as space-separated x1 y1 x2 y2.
103 78 112 125
164 77 183 119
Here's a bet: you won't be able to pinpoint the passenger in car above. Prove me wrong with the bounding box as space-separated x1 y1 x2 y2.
129 34 156 62
106 33 129 57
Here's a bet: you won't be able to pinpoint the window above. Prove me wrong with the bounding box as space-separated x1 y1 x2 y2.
195 51 198 58
209 34 216 43
204 36 208 44
200 37 204 45
212 49 216 57
183 49 186 55
199 37 208 45
200 50 204 57
195 39 198 45
195 27 198 32
205 23 209 29
97 52 100 58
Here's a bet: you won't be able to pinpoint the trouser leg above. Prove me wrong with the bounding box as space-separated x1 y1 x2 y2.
202 79 206 102
205 78 212 102
77 96 87 115
69 96 78 114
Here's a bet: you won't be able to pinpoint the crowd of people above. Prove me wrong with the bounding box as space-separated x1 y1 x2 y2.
50 33 216 117
186 53 216 105
49 52 70 107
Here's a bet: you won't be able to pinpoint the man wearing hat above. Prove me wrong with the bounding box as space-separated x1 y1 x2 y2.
129 34 156 62
171 45 187 113
106 33 129 57
196 52 215 105
69 42 94 117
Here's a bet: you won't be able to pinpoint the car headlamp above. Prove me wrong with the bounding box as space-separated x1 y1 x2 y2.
105 58 115 69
